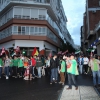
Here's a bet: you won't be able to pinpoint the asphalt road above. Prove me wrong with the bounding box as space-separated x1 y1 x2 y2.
0 73 94 100
0 76 63 100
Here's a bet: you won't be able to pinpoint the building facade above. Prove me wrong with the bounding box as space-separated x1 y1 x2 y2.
81 0 100 55
0 0 74 55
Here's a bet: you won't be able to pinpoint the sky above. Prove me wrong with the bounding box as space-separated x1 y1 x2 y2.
62 0 86 45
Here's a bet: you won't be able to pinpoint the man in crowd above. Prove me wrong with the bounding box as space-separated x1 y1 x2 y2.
66 54 79 90
50 54 57 84
89 56 100 87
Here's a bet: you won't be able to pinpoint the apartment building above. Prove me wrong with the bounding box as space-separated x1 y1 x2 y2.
0 0 74 55
81 0 100 55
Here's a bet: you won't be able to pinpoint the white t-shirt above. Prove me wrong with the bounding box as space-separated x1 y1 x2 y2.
83 57 89 65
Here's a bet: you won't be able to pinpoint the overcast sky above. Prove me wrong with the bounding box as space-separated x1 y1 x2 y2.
62 0 86 45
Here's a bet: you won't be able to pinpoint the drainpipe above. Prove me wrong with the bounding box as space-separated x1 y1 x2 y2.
86 0 90 47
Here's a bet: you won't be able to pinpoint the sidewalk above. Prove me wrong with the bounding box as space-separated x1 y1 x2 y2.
60 85 100 100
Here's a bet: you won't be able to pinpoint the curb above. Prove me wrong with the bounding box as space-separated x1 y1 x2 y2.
94 87 100 97
58 86 64 100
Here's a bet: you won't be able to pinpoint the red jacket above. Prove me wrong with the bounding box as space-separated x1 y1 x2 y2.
31 58 36 66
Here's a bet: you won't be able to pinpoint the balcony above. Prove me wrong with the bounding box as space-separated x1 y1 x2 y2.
0 0 50 12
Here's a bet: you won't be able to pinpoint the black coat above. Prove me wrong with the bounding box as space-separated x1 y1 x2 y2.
50 58 58 69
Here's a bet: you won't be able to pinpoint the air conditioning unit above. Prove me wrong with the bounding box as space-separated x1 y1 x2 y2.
92 10 96 13
90 30 94 35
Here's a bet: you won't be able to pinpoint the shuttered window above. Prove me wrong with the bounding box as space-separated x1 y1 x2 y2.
31 9 38 19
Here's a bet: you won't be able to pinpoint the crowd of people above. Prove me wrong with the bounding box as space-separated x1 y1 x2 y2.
0 53 100 89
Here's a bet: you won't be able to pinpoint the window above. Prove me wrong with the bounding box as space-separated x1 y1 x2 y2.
31 9 38 19
18 26 21 34
42 27 45 33
21 26 25 34
30 27 34 34
39 9 46 20
39 15 46 20
13 26 18 34
14 7 22 18
35 27 38 33
39 27 42 32
22 8 30 19
26 27 29 35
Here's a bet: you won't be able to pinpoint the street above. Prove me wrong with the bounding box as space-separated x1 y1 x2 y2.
0 74 98 100
0 76 63 100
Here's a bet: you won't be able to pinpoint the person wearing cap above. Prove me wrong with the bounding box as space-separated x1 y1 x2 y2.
89 56 100 87
66 54 79 90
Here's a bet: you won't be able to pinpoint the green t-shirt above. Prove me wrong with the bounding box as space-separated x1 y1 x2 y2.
18 59 24 67
9 59 13 67
93 59 98 71
0 59 3 66
67 59 79 75
61 60 66 72
13 59 18 66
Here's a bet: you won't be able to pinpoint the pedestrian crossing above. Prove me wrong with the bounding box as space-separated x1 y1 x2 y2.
60 86 100 100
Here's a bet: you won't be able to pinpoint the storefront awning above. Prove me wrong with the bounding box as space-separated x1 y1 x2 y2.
75 50 81 54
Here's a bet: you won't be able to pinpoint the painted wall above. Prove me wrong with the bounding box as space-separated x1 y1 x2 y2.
44 41 57 52
0 40 15 49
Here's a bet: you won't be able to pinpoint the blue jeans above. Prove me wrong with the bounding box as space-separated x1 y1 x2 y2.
50 68 55 82
0 67 2 77
5 67 9 77
92 71 100 85
32 67 35 77
68 73 77 88
37 67 42 78
79 64 83 74
54 68 58 81
9 67 12 76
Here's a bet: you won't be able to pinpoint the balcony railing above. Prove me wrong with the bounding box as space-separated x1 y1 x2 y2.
0 0 50 12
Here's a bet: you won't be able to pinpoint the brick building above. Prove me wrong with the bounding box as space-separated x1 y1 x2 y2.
81 0 100 55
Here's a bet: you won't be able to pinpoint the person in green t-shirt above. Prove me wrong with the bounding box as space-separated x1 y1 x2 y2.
59 56 66 85
66 54 78 90
0 57 3 78
18 56 24 78
89 56 100 87
13 56 18 78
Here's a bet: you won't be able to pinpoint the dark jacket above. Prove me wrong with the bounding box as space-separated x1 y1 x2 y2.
50 58 57 69
36 59 43 67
